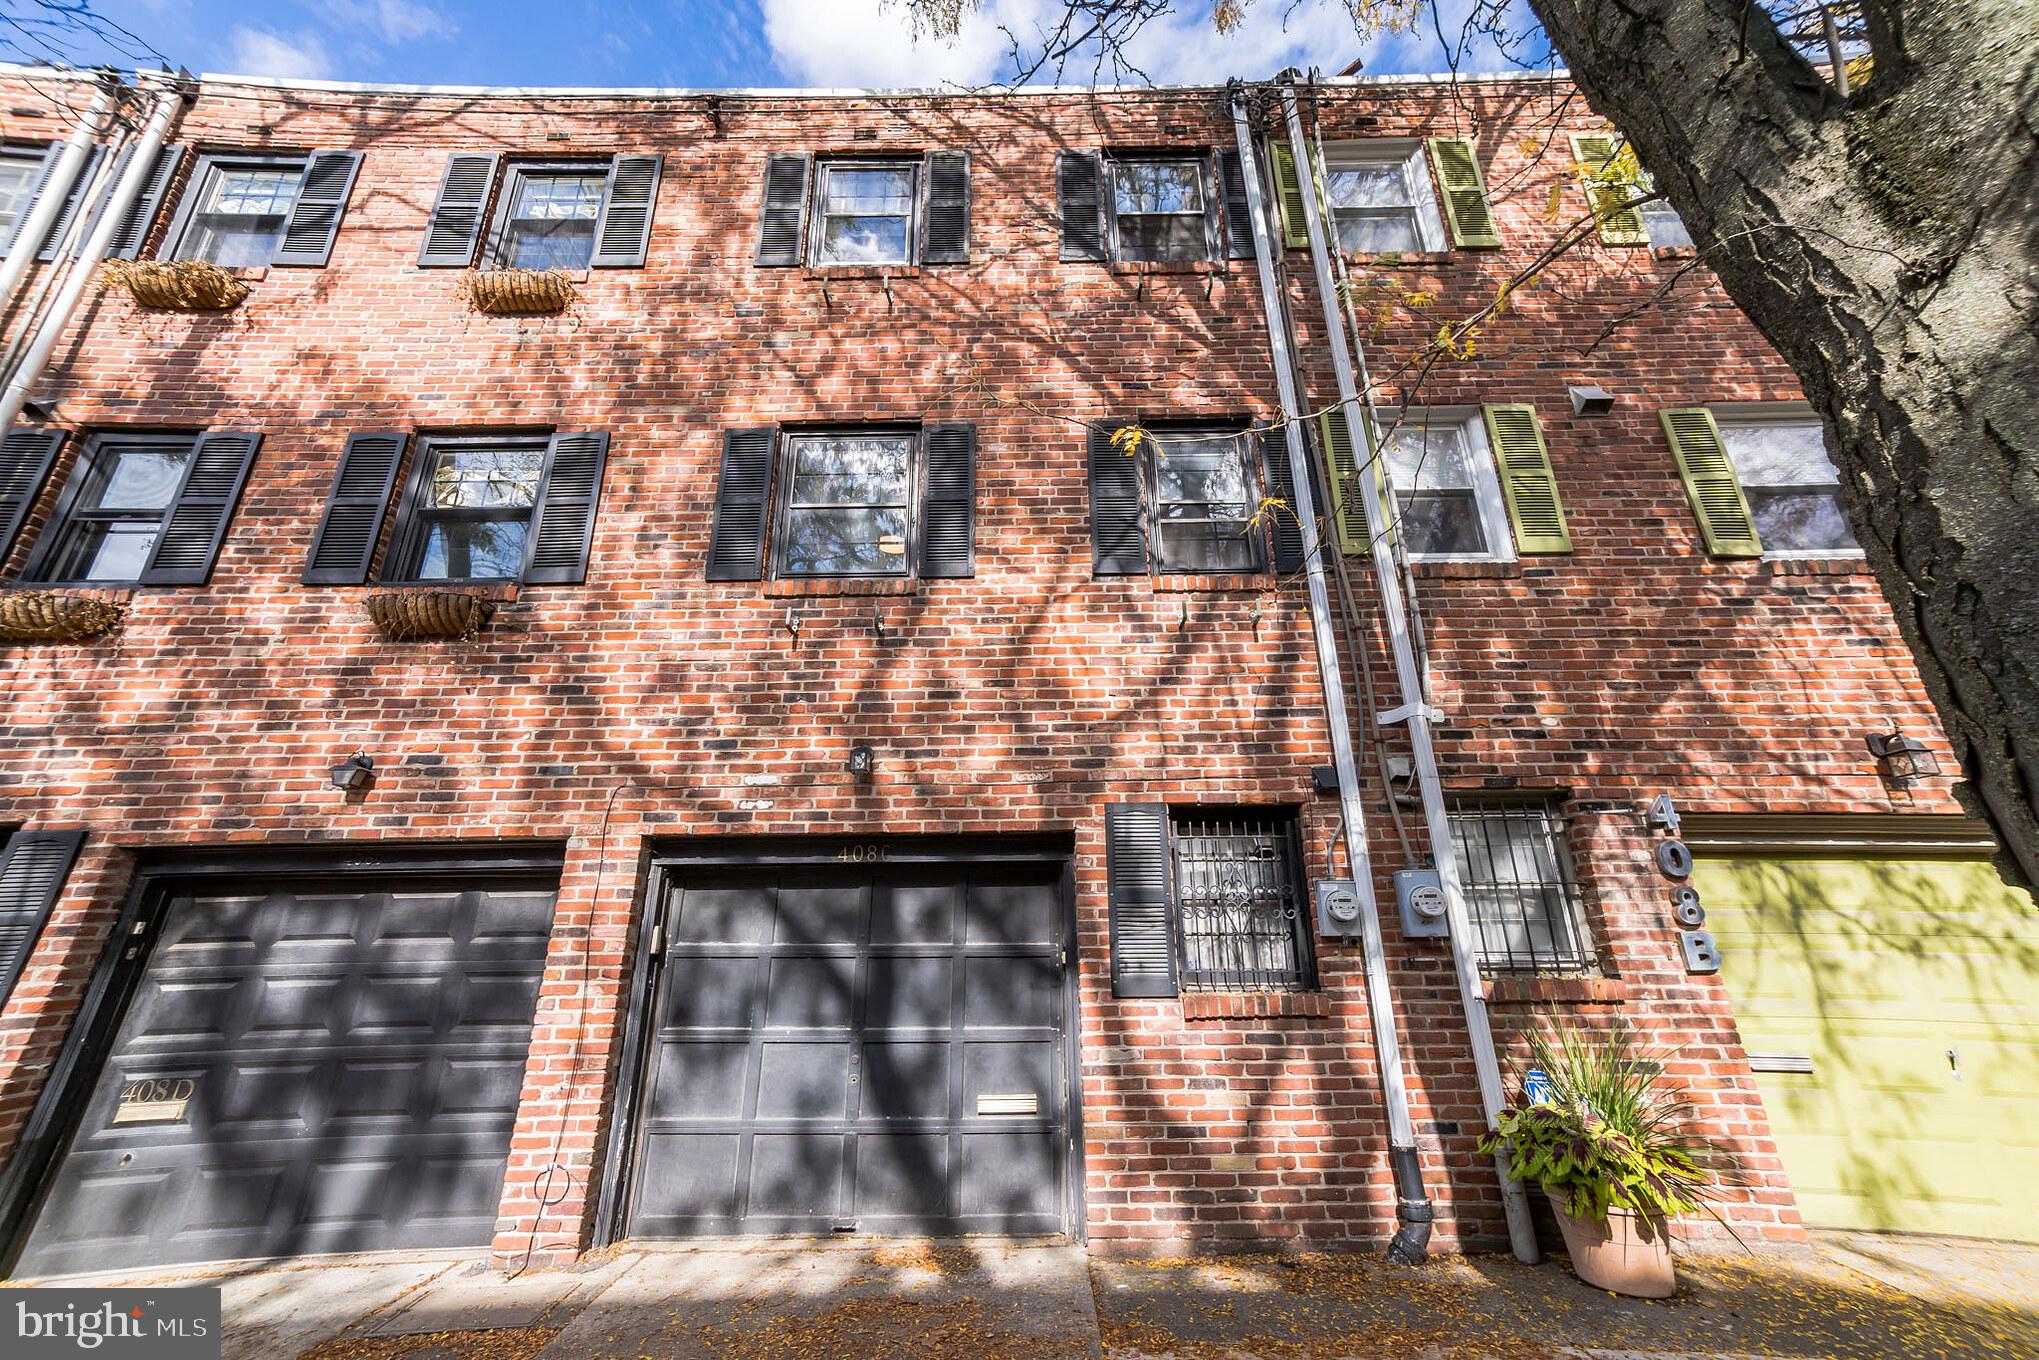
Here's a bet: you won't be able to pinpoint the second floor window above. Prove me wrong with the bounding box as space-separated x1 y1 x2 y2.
0 146 47 251
172 157 303 266
1109 157 1210 263
1714 411 1858 557
1376 410 1514 561
394 439 547 581
1322 142 1447 254
777 431 915 576
1152 430 1265 573
493 166 607 271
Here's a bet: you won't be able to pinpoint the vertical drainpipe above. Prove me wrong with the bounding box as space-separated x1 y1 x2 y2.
0 75 185 434
1276 73 1539 1263
0 74 121 316
1226 80 1436 1264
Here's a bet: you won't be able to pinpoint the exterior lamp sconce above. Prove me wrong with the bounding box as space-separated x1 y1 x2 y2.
1867 732 1939 788
329 752 375 791
1568 384 1615 417
846 744 876 779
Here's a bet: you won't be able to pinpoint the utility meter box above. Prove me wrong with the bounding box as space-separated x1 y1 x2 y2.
1314 879 1365 938
1394 868 1451 939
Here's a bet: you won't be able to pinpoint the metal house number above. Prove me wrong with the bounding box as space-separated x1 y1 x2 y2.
1649 796 1720 975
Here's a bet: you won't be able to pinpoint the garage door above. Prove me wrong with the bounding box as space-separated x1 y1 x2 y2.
624 857 1072 1237
1701 853 2039 1241
17 877 555 1275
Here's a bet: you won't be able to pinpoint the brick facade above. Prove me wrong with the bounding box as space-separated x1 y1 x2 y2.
0 65 1961 1265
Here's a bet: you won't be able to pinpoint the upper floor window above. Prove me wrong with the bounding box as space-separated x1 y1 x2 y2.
754 151 968 268
1713 410 1858 557
1109 157 1210 263
1321 141 1447 254
1058 149 1253 265
1088 420 1303 578
0 145 49 252
1376 410 1515 562
1448 800 1596 974
16 429 261 587
705 423 977 583
1639 193 1693 250
301 429 610 586
159 150 362 269
418 152 661 270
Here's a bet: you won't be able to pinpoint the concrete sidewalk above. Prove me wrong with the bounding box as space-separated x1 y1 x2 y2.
5 1233 2033 1360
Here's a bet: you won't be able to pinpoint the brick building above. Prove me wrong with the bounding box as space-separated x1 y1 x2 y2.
0 60 2030 1277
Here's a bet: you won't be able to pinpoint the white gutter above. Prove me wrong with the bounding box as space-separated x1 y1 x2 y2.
1276 73 1538 1263
1227 81 1439 1263
0 75 119 314
0 77 183 434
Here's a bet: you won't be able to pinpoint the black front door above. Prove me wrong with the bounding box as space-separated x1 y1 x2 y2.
625 857 1071 1236
16 877 554 1275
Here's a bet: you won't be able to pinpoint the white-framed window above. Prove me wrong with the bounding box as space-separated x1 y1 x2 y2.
0 146 47 249
1321 141 1447 254
1374 409 1514 561
809 160 919 266
1712 406 1860 558
1639 194 1693 250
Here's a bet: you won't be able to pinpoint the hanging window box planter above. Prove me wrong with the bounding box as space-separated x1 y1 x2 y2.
362 589 497 641
458 267 577 316
102 259 250 311
0 590 125 644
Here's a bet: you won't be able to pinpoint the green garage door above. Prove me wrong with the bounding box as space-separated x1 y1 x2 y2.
1700 854 2039 1241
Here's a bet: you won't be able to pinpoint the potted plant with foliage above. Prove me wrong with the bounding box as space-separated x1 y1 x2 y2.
1478 1019 1737 1297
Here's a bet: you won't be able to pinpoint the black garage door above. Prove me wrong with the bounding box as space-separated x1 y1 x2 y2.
624 856 1072 1237
16 877 554 1275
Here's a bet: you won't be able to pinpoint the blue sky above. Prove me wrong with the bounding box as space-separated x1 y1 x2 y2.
16 1 1539 89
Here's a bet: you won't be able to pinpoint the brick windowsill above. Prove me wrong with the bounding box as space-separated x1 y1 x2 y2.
1411 560 1522 581
1108 260 1226 277
1762 557 1874 578
1483 975 1629 1006
801 265 922 282
1153 574 1276 594
763 577 923 598
1182 991 1332 1020
1344 250 1456 268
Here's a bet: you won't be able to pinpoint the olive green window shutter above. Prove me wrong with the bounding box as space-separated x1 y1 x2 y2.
1271 142 1309 250
1482 404 1571 554
1570 133 1648 247
1425 137 1500 248
1318 406 1368 554
1661 408 1762 557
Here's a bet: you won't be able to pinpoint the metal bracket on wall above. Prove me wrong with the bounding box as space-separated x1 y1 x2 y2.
1378 702 1444 726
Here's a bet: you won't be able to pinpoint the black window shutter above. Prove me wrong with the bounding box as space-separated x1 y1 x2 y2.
0 829 85 1008
591 153 662 268
104 144 184 260
706 427 777 581
919 422 975 578
754 154 810 267
1088 421 1147 575
35 143 102 262
301 431 406 584
138 431 260 586
0 426 66 567
1107 803 1178 998
271 150 362 267
1260 424 1306 573
921 151 969 264
0 142 60 259
1057 151 1106 262
417 152 500 267
1218 149 1255 260
523 431 610 584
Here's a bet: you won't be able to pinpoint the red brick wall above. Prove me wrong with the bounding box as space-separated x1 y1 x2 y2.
0 68 1959 1262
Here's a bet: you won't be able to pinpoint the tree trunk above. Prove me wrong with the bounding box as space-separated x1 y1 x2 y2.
1526 0 2039 888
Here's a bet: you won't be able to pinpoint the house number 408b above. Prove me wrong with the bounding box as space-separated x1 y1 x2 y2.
1649 796 1720 975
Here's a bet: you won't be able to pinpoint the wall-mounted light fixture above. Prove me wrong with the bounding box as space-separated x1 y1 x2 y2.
1568 384 1615 417
329 752 375 791
846 744 876 778
1867 731 1940 788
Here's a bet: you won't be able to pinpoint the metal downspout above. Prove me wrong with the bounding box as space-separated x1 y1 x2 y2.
0 76 184 433
1276 73 1539 1263
1226 80 1437 1262
0 74 120 317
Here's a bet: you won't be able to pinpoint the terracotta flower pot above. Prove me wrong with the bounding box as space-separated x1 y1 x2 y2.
1546 1190 1675 1297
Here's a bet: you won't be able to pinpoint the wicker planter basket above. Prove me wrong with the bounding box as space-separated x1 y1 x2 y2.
103 259 250 311
363 590 497 641
0 591 124 643
459 268 576 315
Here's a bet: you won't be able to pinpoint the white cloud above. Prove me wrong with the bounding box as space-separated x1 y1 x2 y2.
761 0 1034 87
227 26 335 79
323 0 458 44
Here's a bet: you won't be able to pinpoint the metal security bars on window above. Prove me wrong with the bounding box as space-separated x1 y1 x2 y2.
1446 802 1596 974
1171 813 1313 992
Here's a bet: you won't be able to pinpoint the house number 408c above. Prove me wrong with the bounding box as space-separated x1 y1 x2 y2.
836 844 890 863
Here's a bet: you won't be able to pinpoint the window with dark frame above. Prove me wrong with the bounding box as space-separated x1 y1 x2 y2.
811 160 918 266
1148 428 1266 574
774 430 916 578
386 436 548 582
170 156 305 266
1108 156 1211 263
491 163 607 271
1447 800 1597 974
1170 810 1314 993
24 433 196 583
